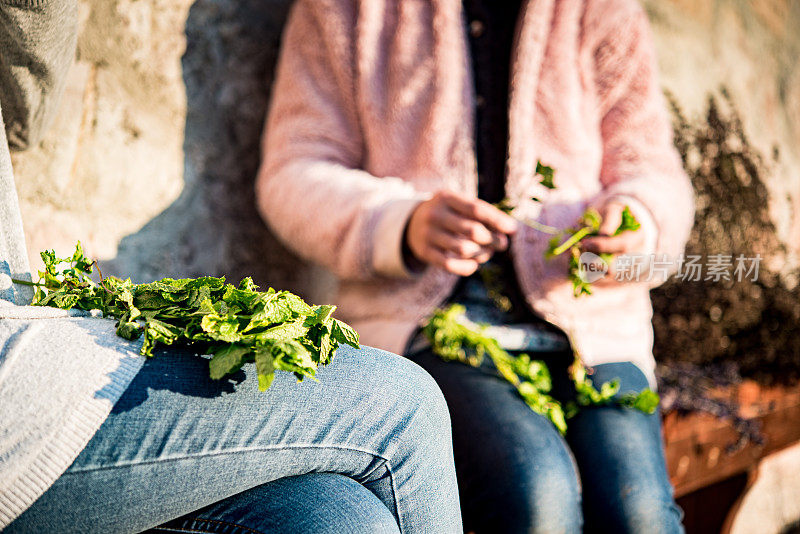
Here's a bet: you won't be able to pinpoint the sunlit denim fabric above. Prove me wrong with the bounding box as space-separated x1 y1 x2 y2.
8 345 462 534
406 347 684 534
150 473 402 534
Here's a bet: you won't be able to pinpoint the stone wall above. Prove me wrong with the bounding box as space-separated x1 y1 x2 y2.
13 0 335 301
8 0 800 531
642 0 800 259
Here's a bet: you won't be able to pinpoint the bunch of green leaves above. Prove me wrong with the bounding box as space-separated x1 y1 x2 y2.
424 304 567 433
566 358 660 418
424 305 659 434
496 163 642 297
544 206 640 297
21 243 359 390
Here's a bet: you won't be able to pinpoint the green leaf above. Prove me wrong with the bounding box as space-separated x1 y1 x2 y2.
200 314 241 343
209 344 250 380
536 161 556 189
238 277 259 292
252 320 309 343
310 304 336 325
270 340 317 379
548 405 567 435
494 198 516 214
619 388 660 414
71 241 94 273
134 290 174 310
331 319 360 348
50 291 80 310
318 330 334 364
116 319 142 340
599 379 620 400
255 348 276 391
143 319 182 345
614 205 641 235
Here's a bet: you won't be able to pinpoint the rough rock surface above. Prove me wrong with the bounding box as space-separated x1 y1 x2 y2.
13 0 334 302
8 2 800 528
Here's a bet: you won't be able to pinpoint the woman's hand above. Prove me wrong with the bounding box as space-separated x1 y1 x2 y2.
405 190 518 276
582 201 647 283
582 201 646 255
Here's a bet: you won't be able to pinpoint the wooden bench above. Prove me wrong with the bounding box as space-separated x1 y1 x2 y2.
664 382 800 533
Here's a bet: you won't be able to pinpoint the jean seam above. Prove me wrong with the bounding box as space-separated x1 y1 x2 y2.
150 528 210 533
168 517 266 534
387 464 403 533
149 528 203 533
65 443 392 474
65 446 405 533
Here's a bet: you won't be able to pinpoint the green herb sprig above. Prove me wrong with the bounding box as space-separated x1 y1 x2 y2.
546 205 639 296
424 304 567 433
566 356 659 417
496 163 642 297
18 243 360 390
424 305 659 433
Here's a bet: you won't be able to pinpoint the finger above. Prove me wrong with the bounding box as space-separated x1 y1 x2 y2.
597 202 624 236
490 231 509 251
473 249 493 264
442 192 518 235
427 247 480 276
429 230 484 259
583 232 644 255
432 210 495 245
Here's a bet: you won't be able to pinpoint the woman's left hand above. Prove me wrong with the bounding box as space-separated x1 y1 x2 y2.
582 201 646 255
581 201 647 283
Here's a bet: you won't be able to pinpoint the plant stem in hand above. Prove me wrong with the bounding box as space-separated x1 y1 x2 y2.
548 226 595 257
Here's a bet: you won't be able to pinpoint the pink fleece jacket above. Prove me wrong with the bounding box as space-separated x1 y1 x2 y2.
256 0 694 385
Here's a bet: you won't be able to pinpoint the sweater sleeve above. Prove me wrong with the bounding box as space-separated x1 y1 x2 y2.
256 0 428 282
0 0 78 150
588 1 694 282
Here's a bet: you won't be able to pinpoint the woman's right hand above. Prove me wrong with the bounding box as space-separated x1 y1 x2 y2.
404 190 518 276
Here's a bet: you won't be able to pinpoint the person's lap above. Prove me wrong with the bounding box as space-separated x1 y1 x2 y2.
9 343 460 533
407 348 683 534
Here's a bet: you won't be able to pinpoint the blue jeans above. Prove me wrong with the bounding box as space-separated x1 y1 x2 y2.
406 348 684 534
150 473 401 534
9 345 462 533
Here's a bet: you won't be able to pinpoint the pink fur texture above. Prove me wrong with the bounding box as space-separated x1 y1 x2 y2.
256 0 694 384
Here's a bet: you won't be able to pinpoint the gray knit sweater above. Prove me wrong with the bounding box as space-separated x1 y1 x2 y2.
0 1 144 527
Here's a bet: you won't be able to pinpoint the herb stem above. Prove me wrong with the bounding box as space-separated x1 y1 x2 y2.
10 278 42 287
550 226 594 257
517 217 560 235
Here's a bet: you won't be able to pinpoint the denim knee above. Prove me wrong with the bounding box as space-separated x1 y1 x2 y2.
359 345 452 432
587 492 683 534
519 464 582 534
404 358 451 429
471 446 582 534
